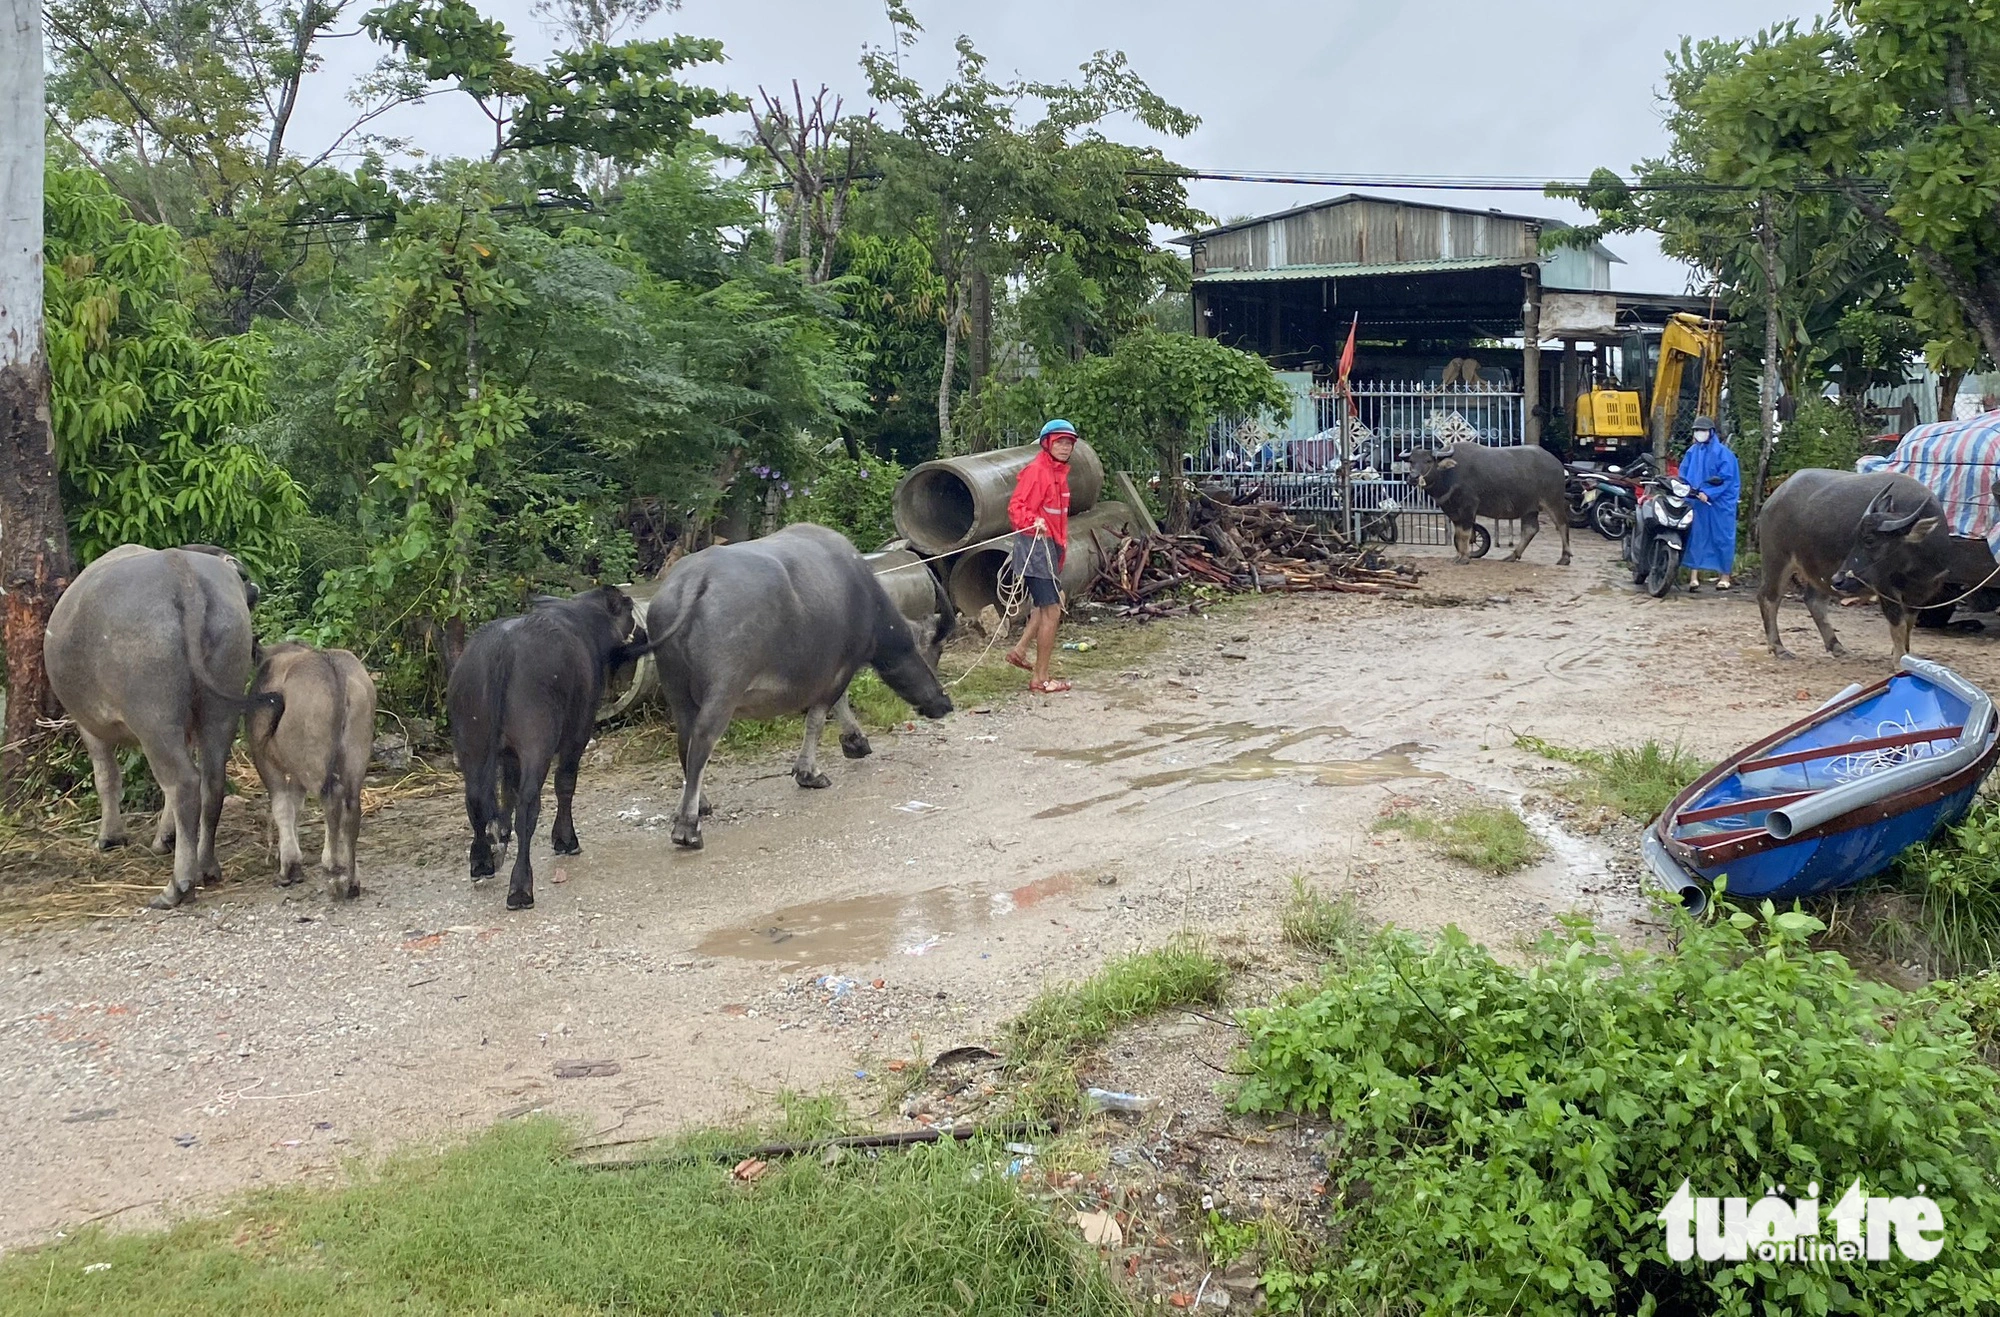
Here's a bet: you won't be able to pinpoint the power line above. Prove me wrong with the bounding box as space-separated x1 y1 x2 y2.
1130 168 1878 195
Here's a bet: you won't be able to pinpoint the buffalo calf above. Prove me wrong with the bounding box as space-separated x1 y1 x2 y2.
247 644 377 899
448 587 646 910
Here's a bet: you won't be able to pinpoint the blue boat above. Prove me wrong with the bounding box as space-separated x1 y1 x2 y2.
1644 657 2000 914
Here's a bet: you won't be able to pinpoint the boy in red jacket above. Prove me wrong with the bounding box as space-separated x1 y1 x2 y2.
1004 420 1076 693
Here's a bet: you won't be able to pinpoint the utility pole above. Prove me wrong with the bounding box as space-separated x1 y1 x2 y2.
0 0 74 805
1749 195 1781 536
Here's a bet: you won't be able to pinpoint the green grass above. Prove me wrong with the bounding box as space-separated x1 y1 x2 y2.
1279 875 1365 960
1006 938 1228 1119
1867 795 2000 976
0 1119 1132 1317
1514 735 1706 822
1375 805 1545 876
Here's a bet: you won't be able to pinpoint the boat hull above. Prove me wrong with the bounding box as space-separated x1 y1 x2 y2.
1646 660 2000 912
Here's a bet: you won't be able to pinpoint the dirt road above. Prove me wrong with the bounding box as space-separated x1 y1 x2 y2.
7 532 1998 1247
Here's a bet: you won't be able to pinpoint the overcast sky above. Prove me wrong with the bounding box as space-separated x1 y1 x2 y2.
293 0 1822 292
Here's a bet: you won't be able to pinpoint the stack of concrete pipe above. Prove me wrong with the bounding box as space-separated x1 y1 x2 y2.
942 499 1134 618
892 440 1123 618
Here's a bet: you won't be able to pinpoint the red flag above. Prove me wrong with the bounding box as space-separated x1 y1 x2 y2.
1336 313 1359 389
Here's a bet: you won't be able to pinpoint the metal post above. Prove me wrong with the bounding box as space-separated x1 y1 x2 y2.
1521 265 1543 448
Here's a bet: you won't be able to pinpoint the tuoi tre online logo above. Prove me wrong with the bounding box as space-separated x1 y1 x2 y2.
1660 1179 1946 1264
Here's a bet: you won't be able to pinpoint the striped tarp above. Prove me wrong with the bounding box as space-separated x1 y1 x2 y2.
1856 413 2000 554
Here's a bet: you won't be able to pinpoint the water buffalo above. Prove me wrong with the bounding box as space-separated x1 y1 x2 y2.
45 544 276 908
1407 443 1571 565
246 644 377 899
448 586 647 910
1758 469 1948 661
645 523 955 850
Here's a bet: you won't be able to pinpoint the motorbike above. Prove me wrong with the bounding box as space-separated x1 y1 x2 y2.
1569 452 1663 541
1622 471 1697 598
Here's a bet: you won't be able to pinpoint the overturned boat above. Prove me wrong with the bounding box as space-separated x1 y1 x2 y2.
1644 657 1999 914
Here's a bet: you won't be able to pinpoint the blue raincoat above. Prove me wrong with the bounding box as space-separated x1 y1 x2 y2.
1679 434 1741 573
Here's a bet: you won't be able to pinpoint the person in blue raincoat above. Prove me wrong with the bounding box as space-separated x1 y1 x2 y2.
1679 415 1740 591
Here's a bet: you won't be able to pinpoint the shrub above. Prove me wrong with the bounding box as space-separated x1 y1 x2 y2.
1769 396 1865 485
1233 908 2000 1315
794 451 905 550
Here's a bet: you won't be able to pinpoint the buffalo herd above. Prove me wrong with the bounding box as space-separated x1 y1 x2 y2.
41 526 953 912
32 457 1971 912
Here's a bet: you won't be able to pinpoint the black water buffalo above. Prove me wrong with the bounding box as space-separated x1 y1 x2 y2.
644 523 954 850
247 644 377 899
448 587 647 909
1407 443 1571 565
1758 469 1948 661
45 544 277 908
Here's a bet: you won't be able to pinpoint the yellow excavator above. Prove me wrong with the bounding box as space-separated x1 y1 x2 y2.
1572 312 1725 454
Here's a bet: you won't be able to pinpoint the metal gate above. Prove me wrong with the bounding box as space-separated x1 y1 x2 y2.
1189 381 1526 546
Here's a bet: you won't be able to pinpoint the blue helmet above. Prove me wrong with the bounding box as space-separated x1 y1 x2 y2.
1040 418 1077 451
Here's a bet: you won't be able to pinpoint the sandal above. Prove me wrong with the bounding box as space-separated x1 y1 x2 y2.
1005 651 1032 673
1715 580 1734 592
1031 679 1073 694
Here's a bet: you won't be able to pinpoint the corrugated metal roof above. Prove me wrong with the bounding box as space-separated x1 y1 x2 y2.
1193 256 1522 283
1171 192 1556 245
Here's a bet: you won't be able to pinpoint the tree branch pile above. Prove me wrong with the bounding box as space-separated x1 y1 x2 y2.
1088 491 1421 619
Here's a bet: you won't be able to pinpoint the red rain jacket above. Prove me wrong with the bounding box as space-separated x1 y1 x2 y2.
1008 450 1071 556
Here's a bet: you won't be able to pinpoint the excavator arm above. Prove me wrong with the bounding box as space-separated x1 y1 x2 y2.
1648 313 1724 448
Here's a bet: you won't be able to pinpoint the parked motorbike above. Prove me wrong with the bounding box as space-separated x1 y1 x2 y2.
1622 472 1697 598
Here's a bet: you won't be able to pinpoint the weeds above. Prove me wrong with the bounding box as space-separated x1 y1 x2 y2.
0 1119 1130 1316
1006 938 1228 1120
1515 734 1705 821
1870 795 2000 975
1375 805 1544 875
1233 909 2000 1314
1279 874 1365 959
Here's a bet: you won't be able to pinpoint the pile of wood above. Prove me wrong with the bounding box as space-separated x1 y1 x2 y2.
1088 492 1421 618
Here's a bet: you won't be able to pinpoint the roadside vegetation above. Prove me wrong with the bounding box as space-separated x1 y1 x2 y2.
1006 938 1228 1121
1278 875 1365 960
1514 735 1706 822
0 1120 1132 1317
1375 804 1544 875
0 940 1232 1314
1221 907 2000 1315
1862 796 2000 976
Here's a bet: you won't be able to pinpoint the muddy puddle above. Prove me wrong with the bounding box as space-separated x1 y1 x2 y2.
696 872 1083 965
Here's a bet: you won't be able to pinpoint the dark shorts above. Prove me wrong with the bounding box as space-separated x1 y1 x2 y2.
1024 574 1060 608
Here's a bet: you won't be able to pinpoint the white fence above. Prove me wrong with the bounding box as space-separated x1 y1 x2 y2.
1189 381 1526 546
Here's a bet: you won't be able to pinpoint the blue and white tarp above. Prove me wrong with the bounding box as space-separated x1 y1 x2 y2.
1857 413 2000 555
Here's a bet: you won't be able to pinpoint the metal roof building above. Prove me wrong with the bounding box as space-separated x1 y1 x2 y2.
1171 193 1706 447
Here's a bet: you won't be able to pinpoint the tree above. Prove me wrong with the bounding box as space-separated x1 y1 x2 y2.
972 329 1286 533
45 0 418 329
362 0 738 171
1 0 74 806
1686 4 2000 370
751 82 869 285
1554 31 1926 511
43 166 305 576
859 23 1199 453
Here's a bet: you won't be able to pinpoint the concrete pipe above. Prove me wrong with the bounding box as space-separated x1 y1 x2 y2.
892 441 1105 556
865 547 946 623
945 500 1134 619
